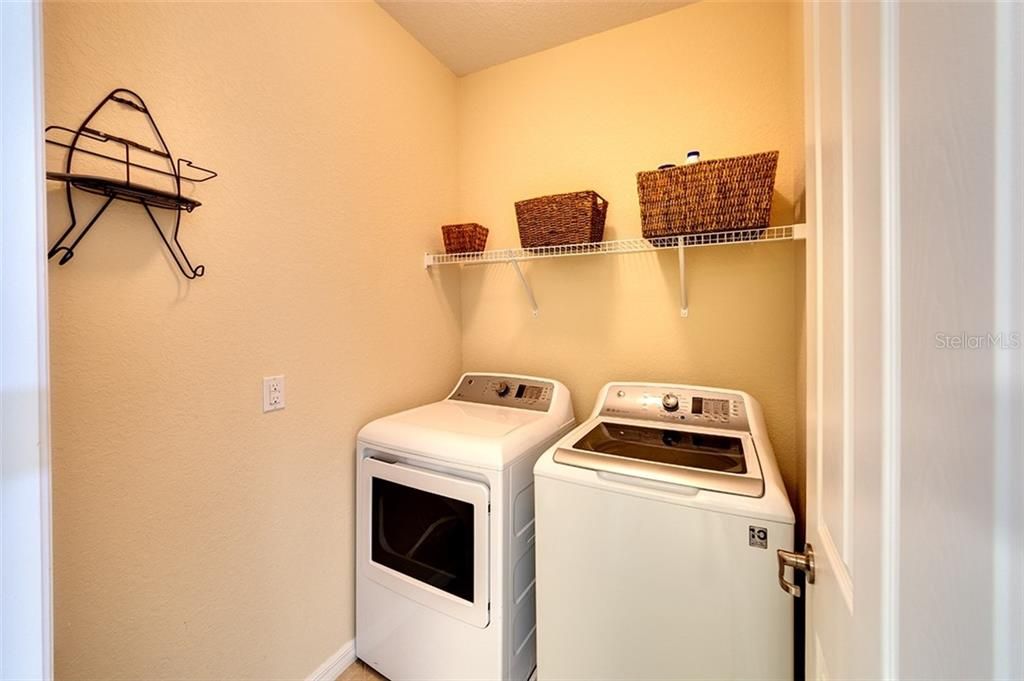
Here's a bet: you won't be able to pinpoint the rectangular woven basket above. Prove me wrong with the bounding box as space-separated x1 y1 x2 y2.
636 151 779 238
514 190 608 248
441 223 489 254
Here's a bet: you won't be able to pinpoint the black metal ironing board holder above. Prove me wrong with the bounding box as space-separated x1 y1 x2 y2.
45 88 218 279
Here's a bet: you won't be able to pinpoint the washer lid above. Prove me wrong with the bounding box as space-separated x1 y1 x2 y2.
553 419 765 497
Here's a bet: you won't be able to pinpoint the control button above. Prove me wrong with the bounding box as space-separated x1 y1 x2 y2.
617 390 626 398
662 393 680 412
495 381 511 397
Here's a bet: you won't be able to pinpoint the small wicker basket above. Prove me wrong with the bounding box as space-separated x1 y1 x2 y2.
514 190 608 248
636 151 779 237
441 223 489 254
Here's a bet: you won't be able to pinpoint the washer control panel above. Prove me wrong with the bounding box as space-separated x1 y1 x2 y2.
599 384 749 431
449 374 554 412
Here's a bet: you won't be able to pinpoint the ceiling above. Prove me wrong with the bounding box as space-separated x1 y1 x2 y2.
378 1 693 76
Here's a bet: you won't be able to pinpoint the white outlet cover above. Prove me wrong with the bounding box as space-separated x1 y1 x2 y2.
263 375 285 412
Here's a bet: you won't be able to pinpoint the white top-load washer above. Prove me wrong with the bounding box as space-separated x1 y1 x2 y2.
534 382 795 681
356 373 574 681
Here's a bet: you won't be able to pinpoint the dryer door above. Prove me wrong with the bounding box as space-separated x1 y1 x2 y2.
363 457 490 628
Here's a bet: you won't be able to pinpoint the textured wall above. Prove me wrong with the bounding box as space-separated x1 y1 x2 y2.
455 1 806 505
45 2 807 677
43 3 460 679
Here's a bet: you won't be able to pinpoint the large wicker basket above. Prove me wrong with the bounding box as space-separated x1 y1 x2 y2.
636 151 779 237
441 223 489 254
514 190 608 248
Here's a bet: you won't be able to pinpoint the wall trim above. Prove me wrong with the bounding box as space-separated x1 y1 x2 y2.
1 1 53 678
992 3 1024 678
838 0 856 580
879 1 902 678
306 640 356 681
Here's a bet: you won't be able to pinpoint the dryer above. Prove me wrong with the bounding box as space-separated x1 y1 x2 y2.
356 373 574 681
533 382 795 680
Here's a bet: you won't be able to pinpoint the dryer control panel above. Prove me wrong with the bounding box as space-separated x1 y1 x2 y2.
449 374 554 412
598 384 750 432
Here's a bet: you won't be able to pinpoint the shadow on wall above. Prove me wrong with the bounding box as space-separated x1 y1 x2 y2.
45 189 190 286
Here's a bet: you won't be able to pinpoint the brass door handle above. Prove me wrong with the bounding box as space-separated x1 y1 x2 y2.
777 544 815 598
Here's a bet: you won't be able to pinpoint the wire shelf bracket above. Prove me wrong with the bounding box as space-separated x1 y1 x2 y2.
509 258 540 318
424 224 805 318
678 243 689 318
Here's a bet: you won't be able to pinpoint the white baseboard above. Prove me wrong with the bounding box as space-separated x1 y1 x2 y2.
307 639 356 681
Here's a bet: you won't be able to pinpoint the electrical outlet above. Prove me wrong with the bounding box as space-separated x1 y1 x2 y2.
263 375 285 412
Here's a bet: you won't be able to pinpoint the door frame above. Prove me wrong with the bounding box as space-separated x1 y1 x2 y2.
0 1 53 679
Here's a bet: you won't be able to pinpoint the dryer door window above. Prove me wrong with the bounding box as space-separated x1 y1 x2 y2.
362 457 490 628
371 477 475 602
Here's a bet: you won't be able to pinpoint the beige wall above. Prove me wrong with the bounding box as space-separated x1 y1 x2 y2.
43 3 460 679
45 2 806 678
455 1 806 503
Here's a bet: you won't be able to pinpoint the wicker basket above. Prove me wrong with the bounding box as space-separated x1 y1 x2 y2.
514 191 608 248
441 223 489 254
636 151 779 237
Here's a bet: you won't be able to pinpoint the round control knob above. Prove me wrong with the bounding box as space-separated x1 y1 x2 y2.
662 393 680 412
495 381 511 397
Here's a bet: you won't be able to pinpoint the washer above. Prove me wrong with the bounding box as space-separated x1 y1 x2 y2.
534 382 795 680
356 373 574 681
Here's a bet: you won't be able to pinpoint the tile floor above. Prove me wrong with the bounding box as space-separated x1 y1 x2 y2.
336 659 388 681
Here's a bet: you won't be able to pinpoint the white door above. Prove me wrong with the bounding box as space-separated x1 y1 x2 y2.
802 2 1024 679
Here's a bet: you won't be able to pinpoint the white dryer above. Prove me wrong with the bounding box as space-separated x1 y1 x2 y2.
356 373 574 681
534 382 795 681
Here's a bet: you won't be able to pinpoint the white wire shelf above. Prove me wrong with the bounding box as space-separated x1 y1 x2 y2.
424 223 806 318
423 225 802 268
